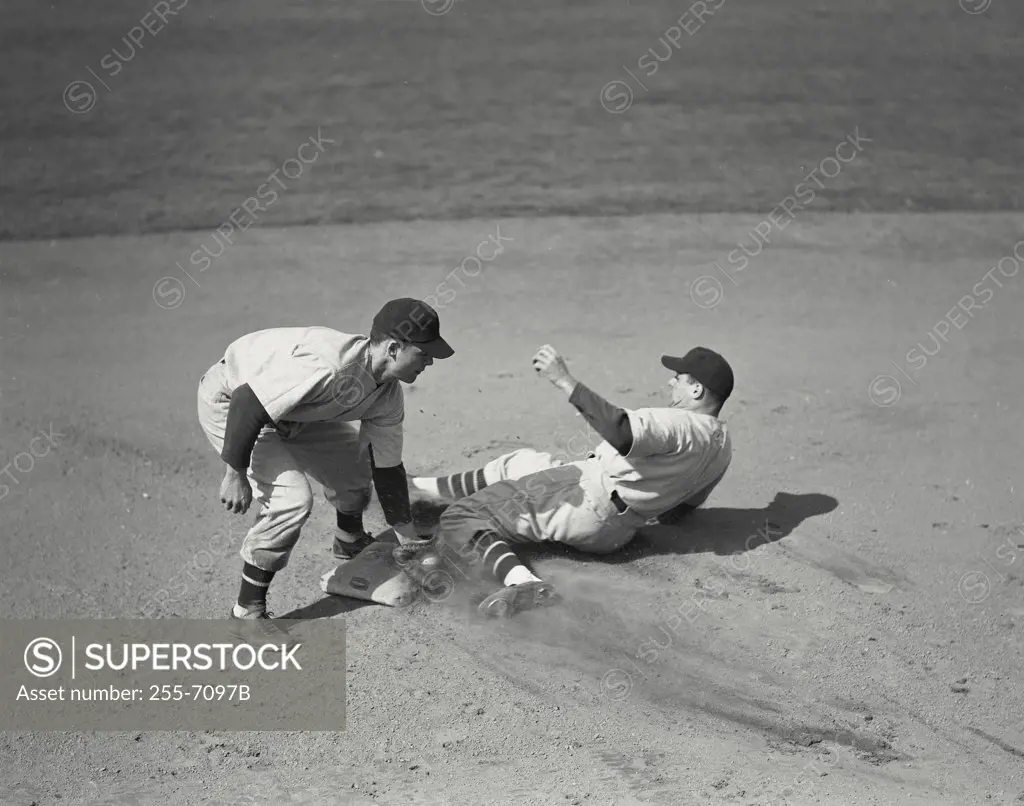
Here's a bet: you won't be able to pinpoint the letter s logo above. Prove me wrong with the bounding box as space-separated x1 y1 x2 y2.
24 637 62 678
867 375 900 407
600 80 633 114
152 277 185 310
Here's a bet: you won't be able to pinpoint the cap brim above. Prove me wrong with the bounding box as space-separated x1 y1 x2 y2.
418 336 454 360
661 354 688 373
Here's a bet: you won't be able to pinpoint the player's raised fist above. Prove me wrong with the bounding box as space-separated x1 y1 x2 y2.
532 344 575 391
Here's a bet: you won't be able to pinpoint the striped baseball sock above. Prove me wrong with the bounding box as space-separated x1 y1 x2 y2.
413 468 490 500
467 529 541 587
237 563 274 608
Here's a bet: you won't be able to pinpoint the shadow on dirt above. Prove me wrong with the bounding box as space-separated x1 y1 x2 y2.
606 490 840 563
280 595 374 620
411 490 838 566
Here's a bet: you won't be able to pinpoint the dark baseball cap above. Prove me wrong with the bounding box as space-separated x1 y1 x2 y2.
661 347 734 401
372 298 454 359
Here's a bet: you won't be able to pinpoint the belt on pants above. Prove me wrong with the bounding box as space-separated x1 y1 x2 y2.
611 490 660 526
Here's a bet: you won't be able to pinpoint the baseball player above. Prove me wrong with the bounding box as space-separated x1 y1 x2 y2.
409 345 733 617
196 298 453 621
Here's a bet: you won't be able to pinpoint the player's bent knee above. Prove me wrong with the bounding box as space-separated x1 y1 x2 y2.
437 502 492 548
276 491 314 525
438 500 474 529
296 494 315 519
505 447 558 474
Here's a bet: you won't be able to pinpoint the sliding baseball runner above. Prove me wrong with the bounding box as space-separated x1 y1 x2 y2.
410 344 734 617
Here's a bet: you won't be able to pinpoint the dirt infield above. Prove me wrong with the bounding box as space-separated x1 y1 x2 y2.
1 212 1022 804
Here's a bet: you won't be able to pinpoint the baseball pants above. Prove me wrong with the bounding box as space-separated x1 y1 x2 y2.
436 448 649 569
197 361 371 572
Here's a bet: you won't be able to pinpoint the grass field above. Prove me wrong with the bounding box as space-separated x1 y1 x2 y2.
1 0 1022 241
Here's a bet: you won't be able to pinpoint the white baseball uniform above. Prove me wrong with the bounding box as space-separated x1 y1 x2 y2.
197 327 404 571
437 407 732 560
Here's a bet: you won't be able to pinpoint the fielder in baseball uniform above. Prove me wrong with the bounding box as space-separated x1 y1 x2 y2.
410 345 733 618
196 298 453 621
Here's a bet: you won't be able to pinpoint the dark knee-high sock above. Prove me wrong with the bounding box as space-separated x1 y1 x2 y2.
238 563 275 607
335 509 365 542
466 529 540 586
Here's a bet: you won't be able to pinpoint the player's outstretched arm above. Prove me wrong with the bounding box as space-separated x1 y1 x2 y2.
531 344 634 455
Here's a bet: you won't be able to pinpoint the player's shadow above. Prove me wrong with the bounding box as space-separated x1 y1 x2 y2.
411 490 838 564
280 596 374 620
542 491 839 565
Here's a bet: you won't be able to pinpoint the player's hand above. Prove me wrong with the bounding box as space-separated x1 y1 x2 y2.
532 344 576 392
220 466 253 514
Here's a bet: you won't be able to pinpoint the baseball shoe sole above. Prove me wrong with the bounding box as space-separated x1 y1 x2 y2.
476 581 560 619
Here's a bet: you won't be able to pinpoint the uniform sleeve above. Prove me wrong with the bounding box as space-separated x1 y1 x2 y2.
624 409 692 459
245 352 335 423
358 384 405 468
220 384 273 470
568 383 633 455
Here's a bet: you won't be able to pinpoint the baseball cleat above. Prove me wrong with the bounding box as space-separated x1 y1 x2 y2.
229 603 293 641
476 581 560 619
332 530 376 561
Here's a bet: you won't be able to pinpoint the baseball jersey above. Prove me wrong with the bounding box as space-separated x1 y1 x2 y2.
214 327 404 466
592 407 731 517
